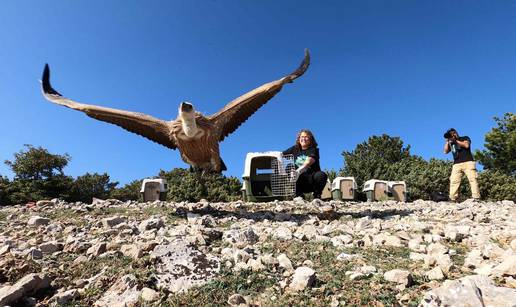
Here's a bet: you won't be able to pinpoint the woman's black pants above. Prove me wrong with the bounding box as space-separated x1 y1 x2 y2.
296 171 328 199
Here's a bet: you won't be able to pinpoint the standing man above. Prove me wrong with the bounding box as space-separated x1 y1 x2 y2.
443 128 480 201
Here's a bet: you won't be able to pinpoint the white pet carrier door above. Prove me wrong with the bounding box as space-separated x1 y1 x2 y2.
270 154 296 198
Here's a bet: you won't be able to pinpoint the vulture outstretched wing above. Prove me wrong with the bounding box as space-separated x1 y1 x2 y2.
41 64 177 150
209 49 310 142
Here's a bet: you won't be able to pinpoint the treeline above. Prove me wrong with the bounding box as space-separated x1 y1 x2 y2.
0 145 241 205
0 113 514 205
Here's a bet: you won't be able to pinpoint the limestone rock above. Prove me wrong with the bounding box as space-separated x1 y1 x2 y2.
87 242 107 256
419 275 516 307
50 288 79 305
36 200 54 206
289 266 316 291
273 227 293 241
294 224 318 240
102 216 126 228
223 227 259 247
491 255 516 277
331 234 353 247
425 267 445 281
150 241 220 293
39 241 62 253
228 293 246 305
0 244 10 255
94 274 141 307
247 258 265 271
384 235 404 247
464 249 483 269
121 244 143 260
426 243 448 257
0 273 51 306
27 216 50 226
277 253 293 271
138 217 164 232
336 252 358 261
384 269 413 288
140 287 159 302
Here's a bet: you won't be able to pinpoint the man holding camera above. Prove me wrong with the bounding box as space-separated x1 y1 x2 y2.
443 128 480 201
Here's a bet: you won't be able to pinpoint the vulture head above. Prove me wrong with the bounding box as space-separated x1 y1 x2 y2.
41 50 310 173
178 101 198 137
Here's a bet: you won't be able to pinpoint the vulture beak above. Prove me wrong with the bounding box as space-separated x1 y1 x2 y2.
180 101 194 113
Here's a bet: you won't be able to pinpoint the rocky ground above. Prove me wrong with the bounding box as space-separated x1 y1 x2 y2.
0 197 515 306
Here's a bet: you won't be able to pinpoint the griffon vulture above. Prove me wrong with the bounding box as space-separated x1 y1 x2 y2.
41 50 310 173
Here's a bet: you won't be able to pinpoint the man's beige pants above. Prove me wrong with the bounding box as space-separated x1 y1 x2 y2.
449 161 480 200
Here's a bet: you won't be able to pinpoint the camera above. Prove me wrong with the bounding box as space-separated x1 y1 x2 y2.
443 128 456 139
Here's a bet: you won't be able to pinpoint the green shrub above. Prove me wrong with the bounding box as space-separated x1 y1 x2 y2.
110 179 143 201
0 176 11 206
478 170 516 201
475 112 515 176
341 135 411 191
4 145 74 204
341 135 421 200
68 173 118 203
159 168 241 202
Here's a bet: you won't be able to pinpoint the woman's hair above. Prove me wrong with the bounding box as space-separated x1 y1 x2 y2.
295 129 318 149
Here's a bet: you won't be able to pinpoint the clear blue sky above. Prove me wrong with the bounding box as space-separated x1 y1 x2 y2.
0 1 514 185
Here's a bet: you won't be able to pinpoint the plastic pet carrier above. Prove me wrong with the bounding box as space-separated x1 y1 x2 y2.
331 177 357 200
140 178 168 202
363 179 389 201
388 181 407 202
241 152 296 202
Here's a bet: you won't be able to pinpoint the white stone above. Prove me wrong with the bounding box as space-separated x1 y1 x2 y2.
94 274 141 307
273 227 293 241
27 216 50 226
0 273 51 306
138 217 164 232
331 234 353 247
140 287 159 302
228 293 246 306
150 241 219 293
427 243 448 257
247 258 265 271
491 255 516 277
223 227 259 247
419 275 516 307
385 235 404 247
102 216 126 228
510 239 516 251
436 254 453 273
409 252 426 261
383 269 413 287
336 253 358 261
50 289 79 305
39 241 61 253
121 244 143 260
277 253 293 271
289 267 315 291
464 249 483 269
87 242 107 256
0 245 10 255
360 265 377 274
426 267 445 280
408 238 422 251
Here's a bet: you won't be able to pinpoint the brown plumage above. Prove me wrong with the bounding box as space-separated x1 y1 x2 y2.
41 50 310 173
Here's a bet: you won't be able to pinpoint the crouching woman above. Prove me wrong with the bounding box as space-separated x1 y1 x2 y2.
283 129 327 199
